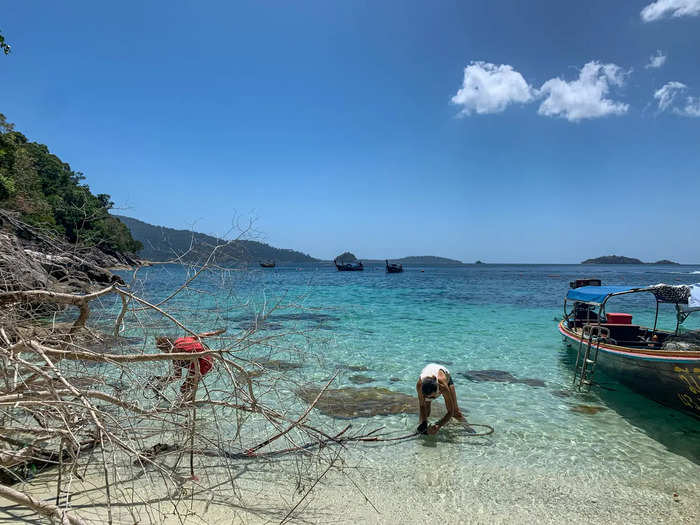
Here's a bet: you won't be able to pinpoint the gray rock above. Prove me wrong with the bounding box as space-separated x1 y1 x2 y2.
459 369 546 388
297 386 448 419
349 374 374 384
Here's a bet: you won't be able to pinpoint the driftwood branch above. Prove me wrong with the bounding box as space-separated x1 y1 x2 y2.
0 483 89 525
0 251 404 523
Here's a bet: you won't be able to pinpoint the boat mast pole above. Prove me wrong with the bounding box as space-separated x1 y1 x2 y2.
652 299 659 333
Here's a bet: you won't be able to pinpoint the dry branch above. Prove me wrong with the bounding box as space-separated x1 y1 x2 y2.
0 260 392 524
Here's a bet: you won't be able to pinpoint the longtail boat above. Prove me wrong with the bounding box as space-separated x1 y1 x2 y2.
334 257 363 271
259 260 275 268
385 260 403 273
559 279 700 419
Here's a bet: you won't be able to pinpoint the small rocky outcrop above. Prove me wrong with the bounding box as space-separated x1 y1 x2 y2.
335 251 358 262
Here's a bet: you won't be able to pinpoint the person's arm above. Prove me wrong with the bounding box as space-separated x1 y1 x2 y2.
196 328 226 338
428 371 453 434
416 379 431 433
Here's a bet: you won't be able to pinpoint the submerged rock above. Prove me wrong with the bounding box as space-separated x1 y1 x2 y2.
551 389 573 398
570 404 606 415
297 386 448 419
237 321 286 331
227 312 340 324
459 369 546 388
345 364 371 372
236 369 265 381
249 358 302 371
349 374 374 384
389 377 401 382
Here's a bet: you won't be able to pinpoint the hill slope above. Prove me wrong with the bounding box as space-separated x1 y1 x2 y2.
116 216 319 264
0 114 141 254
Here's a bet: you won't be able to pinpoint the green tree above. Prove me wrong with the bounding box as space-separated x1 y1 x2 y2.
0 31 10 55
0 114 142 253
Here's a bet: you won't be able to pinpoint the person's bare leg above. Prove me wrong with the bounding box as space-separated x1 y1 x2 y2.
450 384 476 433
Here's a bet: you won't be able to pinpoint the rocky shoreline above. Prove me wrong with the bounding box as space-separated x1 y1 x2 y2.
0 209 139 295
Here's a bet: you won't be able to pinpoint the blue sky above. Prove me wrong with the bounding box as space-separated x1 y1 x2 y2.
3 1 700 262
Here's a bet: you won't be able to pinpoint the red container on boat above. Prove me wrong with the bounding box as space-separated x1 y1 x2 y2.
606 312 632 324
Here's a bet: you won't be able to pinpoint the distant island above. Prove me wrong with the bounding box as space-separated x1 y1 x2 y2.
581 255 679 265
331 252 465 266
362 255 465 266
391 255 464 265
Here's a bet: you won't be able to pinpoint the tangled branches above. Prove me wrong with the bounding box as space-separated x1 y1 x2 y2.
0 265 386 524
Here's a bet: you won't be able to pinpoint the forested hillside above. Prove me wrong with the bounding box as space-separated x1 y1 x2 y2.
116 215 320 264
0 114 141 254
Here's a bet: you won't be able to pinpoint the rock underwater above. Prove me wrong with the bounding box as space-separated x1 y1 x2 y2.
297 386 448 419
459 369 546 387
348 374 374 384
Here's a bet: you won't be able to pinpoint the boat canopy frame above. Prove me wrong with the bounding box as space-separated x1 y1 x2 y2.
564 285 698 335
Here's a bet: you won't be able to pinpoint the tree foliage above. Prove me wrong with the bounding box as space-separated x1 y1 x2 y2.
0 30 10 55
0 114 142 253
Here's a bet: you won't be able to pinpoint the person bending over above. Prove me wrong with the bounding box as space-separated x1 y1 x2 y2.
416 363 469 435
151 328 225 402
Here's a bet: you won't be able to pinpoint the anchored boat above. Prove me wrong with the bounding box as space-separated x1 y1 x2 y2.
559 279 700 419
259 260 275 268
334 257 363 271
385 260 403 273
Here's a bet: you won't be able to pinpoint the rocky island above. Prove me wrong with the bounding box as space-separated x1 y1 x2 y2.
582 255 679 265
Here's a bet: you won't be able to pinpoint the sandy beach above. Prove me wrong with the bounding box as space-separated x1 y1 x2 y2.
3 422 698 525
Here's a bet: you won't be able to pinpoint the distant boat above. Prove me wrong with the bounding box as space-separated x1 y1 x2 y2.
385 260 403 273
260 260 275 268
334 257 363 271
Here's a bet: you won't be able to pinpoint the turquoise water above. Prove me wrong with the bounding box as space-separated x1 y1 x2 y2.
102 263 700 500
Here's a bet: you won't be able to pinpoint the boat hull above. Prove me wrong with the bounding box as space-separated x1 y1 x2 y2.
559 321 700 419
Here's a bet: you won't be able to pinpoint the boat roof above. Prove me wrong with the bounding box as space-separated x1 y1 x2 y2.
566 285 651 305
567 284 700 312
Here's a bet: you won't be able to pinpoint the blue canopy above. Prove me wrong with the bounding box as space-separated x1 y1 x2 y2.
566 285 646 304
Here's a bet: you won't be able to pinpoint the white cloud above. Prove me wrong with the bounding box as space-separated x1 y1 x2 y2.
451 61 534 115
654 81 686 111
683 97 700 116
653 81 700 116
641 0 700 22
536 62 629 122
645 50 667 68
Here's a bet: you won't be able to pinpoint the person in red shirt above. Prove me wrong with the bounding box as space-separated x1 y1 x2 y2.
151 328 225 402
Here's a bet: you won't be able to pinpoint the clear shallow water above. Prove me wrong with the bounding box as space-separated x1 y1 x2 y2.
106 263 700 492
